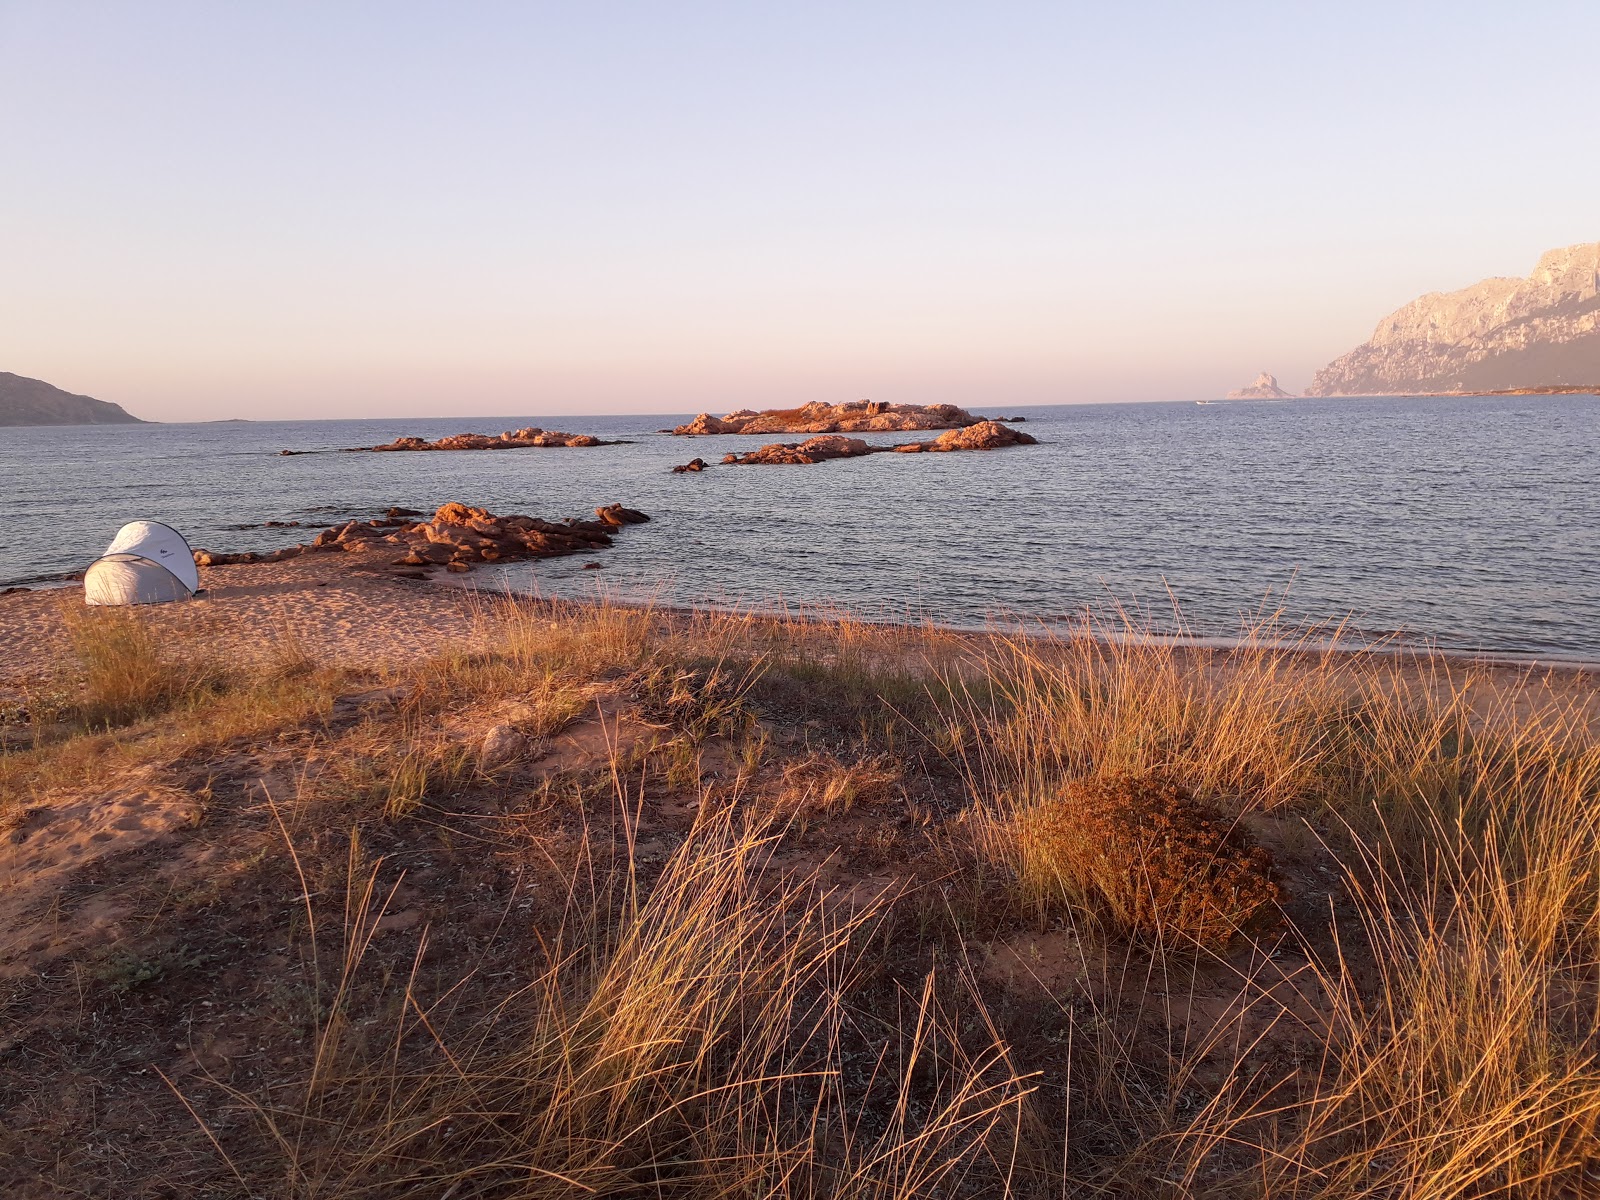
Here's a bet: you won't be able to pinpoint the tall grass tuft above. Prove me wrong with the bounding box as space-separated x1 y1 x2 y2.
1161 751 1600 1198
61 604 220 727
225 802 1031 1198
951 607 1600 1192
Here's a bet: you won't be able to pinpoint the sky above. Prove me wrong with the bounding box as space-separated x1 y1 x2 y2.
3 1 1598 422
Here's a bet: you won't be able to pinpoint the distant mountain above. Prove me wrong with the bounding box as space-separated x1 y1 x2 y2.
0 372 146 426
1307 243 1600 396
1225 372 1296 400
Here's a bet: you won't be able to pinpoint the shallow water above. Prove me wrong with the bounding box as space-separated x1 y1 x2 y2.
3 395 1597 658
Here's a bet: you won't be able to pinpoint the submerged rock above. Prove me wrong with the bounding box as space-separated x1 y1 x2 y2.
368 428 612 451
594 504 651 527
715 423 1038 466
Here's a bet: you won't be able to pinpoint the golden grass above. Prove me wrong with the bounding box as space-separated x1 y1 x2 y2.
60 604 224 727
10 592 1600 1196
220 804 1030 1198
945 608 1600 1194
1 634 346 813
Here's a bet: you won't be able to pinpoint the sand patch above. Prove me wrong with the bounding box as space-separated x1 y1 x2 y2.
0 777 203 978
0 555 489 686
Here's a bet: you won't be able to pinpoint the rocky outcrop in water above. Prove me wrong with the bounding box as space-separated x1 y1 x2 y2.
1307 242 1600 395
721 436 874 465
917 420 1038 451
280 428 620 455
192 503 648 573
673 400 981 436
1225 373 1295 400
369 428 614 451
714 421 1038 466
0 372 145 426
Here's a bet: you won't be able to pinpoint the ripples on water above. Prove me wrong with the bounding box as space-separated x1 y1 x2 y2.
3 396 1596 659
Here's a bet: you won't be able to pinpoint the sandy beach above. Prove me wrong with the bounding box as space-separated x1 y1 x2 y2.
0 556 485 687
6 557 1597 726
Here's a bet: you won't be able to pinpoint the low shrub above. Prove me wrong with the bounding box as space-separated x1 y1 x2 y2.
1003 774 1283 947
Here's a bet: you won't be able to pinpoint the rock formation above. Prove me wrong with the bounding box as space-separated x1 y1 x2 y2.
288 428 618 455
716 421 1038 466
1307 242 1600 395
721 436 874 466
1224 373 1295 400
673 400 981 436
916 420 1038 452
192 503 648 574
0 372 144 426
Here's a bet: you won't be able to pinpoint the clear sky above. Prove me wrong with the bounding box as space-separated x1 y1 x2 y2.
3 1 1597 421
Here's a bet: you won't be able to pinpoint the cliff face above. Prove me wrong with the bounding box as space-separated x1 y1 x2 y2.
1306 243 1600 395
0 372 145 426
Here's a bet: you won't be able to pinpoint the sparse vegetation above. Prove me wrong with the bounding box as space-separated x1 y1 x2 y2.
3 594 1598 1196
61 604 223 726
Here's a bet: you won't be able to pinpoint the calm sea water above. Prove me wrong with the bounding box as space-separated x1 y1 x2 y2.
3 396 1597 660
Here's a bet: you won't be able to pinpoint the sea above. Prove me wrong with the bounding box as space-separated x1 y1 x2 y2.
3 394 1597 661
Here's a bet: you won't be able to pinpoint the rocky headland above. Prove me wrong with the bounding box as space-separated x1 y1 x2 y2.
1225 372 1296 400
1307 242 1600 395
282 428 620 455
684 420 1038 468
672 399 982 436
0 371 145 427
193 502 649 574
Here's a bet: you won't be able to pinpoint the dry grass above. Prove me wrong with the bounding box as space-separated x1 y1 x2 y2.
221 805 1030 1199
946 608 1600 1194
6 593 1600 1197
60 604 226 727
1 625 345 814
775 751 904 826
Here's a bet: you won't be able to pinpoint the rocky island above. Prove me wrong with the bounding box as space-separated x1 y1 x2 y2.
0 371 145 426
676 420 1037 468
1225 372 1296 400
193 502 649 573
1307 241 1600 395
282 427 621 455
672 399 982 436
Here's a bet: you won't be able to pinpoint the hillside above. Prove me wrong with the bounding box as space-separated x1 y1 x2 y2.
1307 242 1600 395
0 372 145 426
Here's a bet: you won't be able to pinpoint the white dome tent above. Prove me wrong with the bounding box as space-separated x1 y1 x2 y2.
84 521 201 606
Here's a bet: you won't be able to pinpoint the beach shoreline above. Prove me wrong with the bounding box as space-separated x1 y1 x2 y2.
5 555 1596 704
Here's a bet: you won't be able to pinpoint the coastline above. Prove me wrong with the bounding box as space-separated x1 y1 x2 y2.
6 556 1596 702
5 543 1598 1193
